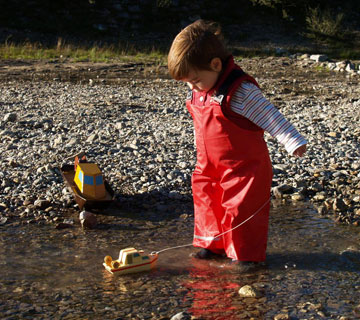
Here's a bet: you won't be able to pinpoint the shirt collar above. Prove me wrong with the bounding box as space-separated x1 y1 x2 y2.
208 55 235 96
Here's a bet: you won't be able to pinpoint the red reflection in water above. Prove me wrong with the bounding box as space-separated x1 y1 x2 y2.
182 258 247 320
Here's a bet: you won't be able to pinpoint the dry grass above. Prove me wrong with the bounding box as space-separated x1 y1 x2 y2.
0 38 167 63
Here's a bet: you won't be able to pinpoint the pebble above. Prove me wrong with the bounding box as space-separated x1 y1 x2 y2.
274 313 290 320
291 193 304 201
34 199 51 210
0 217 7 225
55 222 73 229
272 184 293 199
3 113 17 122
238 285 262 298
170 311 192 320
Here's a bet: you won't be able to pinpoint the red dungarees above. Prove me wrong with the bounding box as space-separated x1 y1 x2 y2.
186 57 273 261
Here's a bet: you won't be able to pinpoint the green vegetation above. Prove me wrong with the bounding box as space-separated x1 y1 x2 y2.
305 7 344 39
1 37 359 63
0 39 167 63
249 0 359 47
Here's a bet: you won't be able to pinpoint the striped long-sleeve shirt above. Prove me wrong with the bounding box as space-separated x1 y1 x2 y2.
230 82 307 155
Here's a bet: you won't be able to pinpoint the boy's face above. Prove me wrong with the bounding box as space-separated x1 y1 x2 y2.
182 68 220 92
181 58 222 92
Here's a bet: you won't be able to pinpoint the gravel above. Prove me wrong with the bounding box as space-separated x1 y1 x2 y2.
0 55 359 227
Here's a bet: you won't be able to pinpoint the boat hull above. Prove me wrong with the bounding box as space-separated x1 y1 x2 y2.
103 254 158 275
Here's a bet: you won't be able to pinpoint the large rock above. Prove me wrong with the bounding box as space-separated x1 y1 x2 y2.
238 285 261 298
310 54 328 62
79 211 97 229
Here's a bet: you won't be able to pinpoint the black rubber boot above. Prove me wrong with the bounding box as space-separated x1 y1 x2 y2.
194 248 223 260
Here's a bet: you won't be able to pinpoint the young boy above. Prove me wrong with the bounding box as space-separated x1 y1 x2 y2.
168 20 307 268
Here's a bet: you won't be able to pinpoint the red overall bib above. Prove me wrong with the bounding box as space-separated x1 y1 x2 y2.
186 57 273 261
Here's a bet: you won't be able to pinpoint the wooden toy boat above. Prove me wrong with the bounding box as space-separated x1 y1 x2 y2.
60 160 114 210
103 248 158 275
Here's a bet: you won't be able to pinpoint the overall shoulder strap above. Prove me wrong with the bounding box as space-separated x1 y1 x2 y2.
212 69 247 105
213 68 263 132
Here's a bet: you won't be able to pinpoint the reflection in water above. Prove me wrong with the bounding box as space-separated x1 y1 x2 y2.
183 258 263 319
1 201 360 319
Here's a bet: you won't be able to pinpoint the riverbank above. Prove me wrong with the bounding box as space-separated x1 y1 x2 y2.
0 54 359 228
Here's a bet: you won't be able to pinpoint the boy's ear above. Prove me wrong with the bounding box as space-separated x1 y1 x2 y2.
210 57 222 72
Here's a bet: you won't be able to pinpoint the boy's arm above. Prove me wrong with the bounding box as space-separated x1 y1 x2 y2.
230 82 307 156
293 144 307 157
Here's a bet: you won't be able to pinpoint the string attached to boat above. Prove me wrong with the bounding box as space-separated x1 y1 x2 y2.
150 197 271 255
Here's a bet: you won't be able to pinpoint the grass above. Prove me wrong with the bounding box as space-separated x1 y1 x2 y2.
306 7 344 39
1 36 359 64
0 39 168 63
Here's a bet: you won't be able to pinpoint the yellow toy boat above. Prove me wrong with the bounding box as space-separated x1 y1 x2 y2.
103 247 158 275
60 153 114 210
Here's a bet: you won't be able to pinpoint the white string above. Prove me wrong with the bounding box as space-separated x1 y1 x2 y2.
151 197 271 255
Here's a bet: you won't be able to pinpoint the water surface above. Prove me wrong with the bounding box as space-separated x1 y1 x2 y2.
1 201 360 319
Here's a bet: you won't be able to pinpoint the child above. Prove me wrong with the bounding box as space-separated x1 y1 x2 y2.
168 20 307 268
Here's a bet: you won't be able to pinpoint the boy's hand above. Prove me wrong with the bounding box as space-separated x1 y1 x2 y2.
293 144 307 157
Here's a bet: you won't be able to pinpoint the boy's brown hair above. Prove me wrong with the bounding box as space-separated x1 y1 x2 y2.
168 19 230 80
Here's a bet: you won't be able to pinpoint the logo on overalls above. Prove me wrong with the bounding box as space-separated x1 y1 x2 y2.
211 94 224 105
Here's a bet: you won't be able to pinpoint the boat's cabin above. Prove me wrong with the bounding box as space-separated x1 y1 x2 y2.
119 248 146 265
74 163 106 199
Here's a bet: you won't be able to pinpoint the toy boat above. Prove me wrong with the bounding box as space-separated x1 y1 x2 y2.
60 153 114 210
103 247 158 275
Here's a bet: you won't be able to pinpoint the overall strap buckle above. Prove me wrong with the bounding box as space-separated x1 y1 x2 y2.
211 94 224 104
213 69 246 106
186 90 193 101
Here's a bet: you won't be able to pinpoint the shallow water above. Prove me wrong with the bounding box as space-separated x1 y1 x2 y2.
1 201 360 319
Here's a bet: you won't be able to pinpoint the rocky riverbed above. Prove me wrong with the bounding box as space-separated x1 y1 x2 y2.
0 54 359 227
1 55 360 319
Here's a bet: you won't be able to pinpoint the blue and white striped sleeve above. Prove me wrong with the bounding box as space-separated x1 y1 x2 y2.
230 82 307 155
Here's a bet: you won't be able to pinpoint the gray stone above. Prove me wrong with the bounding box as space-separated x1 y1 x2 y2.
0 217 7 225
291 193 304 201
86 133 98 143
34 199 51 210
316 205 328 216
55 222 73 229
274 314 290 320
345 62 355 72
79 211 97 229
170 312 191 320
310 54 328 62
3 113 17 122
299 53 310 59
327 62 336 70
238 285 261 298
333 198 347 211
272 184 293 199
